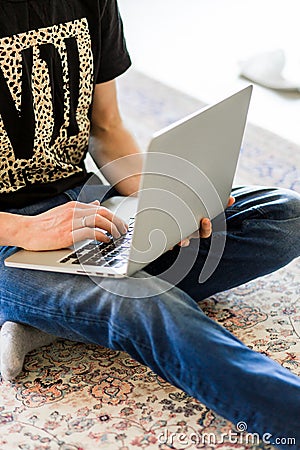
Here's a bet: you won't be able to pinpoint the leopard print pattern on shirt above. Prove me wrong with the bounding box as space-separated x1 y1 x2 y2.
0 18 94 194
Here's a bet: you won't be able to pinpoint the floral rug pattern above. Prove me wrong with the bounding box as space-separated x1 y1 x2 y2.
0 70 299 449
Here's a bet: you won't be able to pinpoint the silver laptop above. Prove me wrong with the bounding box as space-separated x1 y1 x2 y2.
5 85 252 278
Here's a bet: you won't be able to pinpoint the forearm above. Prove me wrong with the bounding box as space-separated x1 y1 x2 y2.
89 118 143 197
0 212 27 247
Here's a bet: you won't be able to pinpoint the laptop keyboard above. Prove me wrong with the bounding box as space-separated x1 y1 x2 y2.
59 218 135 269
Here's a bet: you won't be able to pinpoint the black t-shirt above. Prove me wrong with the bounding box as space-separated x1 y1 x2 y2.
0 0 131 210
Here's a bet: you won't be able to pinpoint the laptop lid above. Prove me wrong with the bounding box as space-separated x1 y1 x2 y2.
126 85 252 275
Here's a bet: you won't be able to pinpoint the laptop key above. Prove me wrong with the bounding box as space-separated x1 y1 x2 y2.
107 259 123 267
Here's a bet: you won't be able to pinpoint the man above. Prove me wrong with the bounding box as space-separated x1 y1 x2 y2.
0 1 299 448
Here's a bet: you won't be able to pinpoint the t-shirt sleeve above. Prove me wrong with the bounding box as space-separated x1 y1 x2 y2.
96 0 131 84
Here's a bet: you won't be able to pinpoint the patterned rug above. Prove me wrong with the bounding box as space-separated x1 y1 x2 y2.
0 70 299 450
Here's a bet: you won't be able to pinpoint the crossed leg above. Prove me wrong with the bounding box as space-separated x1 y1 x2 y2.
0 185 299 448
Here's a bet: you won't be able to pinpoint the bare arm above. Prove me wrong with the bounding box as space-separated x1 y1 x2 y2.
89 80 143 196
0 80 134 250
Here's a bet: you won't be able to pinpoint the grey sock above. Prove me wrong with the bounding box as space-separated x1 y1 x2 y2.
0 321 57 381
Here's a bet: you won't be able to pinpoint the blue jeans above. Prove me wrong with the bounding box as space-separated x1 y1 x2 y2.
0 185 300 449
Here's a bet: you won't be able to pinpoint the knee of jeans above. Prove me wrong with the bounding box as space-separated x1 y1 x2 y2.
273 188 300 220
278 188 300 237
264 188 300 260
242 188 300 263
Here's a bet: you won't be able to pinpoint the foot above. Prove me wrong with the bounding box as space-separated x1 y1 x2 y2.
0 322 57 381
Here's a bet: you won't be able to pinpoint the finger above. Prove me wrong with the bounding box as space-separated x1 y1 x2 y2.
74 204 128 234
199 218 212 238
74 206 127 235
76 214 122 239
96 207 128 235
227 196 235 208
178 239 190 247
94 214 123 239
90 200 100 207
72 227 111 244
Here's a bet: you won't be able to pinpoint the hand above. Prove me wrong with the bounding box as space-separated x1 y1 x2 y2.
178 196 235 248
19 200 128 251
